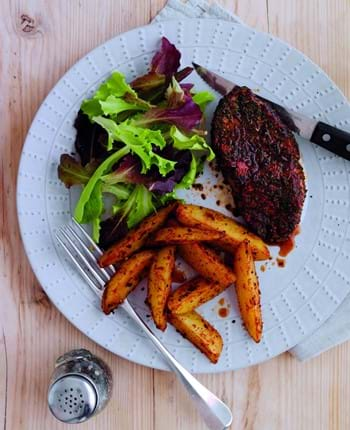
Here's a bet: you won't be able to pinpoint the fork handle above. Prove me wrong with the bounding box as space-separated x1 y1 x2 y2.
121 300 233 430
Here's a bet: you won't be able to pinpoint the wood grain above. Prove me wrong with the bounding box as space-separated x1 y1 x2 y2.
1 0 350 429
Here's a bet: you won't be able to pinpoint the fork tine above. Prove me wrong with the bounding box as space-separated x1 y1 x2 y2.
65 225 110 283
72 218 103 256
56 232 103 298
60 227 106 289
72 218 116 275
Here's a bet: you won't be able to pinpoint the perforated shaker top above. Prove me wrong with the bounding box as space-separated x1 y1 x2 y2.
48 375 97 423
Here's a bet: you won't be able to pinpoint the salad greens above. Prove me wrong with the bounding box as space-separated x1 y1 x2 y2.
58 37 215 245
74 146 130 223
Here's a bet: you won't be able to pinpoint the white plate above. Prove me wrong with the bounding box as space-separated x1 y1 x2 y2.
17 19 350 372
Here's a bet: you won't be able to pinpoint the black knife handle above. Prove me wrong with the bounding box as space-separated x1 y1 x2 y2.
310 121 350 161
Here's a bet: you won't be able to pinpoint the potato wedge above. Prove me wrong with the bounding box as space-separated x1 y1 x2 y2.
99 202 177 267
167 276 229 314
178 242 236 287
176 204 270 260
147 246 176 331
149 226 224 245
102 250 155 314
233 240 263 342
168 311 223 364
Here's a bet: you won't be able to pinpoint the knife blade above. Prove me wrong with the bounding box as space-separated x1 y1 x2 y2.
193 62 350 161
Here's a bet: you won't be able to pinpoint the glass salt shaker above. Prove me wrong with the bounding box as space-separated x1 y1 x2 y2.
47 349 112 424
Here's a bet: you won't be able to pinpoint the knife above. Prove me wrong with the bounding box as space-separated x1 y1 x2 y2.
193 62 350 161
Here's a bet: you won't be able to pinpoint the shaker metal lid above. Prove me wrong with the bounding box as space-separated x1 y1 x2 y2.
48 375 97 424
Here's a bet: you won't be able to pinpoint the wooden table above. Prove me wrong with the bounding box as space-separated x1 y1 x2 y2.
2 1 350 429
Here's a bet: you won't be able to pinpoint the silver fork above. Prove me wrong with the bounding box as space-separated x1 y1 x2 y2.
56 220 233 430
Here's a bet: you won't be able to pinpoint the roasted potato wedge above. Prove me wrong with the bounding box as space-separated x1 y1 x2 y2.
147 246 176 331
149 226 224 245
167 276 229 314
176 204 270 260
233 240 263 343
102 250 155 314
99 202 177 267
178 242 236 287
168 311 223 364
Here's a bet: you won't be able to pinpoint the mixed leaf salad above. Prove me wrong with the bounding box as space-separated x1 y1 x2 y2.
58 37 215 247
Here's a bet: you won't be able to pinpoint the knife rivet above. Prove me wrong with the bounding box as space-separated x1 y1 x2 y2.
322 133 331 142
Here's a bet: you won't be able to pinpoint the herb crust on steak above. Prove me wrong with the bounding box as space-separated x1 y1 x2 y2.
211 86 306 244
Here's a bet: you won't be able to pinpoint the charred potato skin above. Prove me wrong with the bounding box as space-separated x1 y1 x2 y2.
102 250 155 314
178 242 236 287
176 204 270 261
99 202 177 267
168 311 223 364
167 276 229 314
233 240 263 343
148 226 224 245
147 246 176 331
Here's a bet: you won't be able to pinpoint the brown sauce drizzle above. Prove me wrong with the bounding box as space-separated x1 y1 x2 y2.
277 258 286 268
278 225 301 257
218 308 229 318
172 267 187 283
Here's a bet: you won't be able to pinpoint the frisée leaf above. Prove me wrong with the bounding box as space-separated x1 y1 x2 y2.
93 116 176 175
170 126 215 161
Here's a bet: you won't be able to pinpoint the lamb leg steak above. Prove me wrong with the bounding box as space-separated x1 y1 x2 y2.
211 86 306 244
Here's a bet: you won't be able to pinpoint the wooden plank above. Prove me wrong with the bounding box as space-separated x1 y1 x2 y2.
268 0 350 98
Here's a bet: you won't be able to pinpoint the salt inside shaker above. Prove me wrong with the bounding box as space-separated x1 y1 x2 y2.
48 349 112 424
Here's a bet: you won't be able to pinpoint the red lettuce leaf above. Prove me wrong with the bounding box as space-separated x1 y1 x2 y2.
105 149 191 195
58 154 98 188
175 67 193 82
130 37 193 102
148 150 191 194
74 110 109 165
103 154 149 185
130 68 193 103
99 214 129 249
134 77 202 130
135 96 202 130
151 37 181 77
180 83 194 92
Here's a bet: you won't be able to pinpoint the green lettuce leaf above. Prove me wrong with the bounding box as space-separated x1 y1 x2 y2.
82 180 104 242
113 184 155 229
92 217 101 243
175 153 198 190
95 71 137 99
127 185 155 228
99 95 148 116
169 126 215 161
101 183 131 200
74 146 130 223
82 180 103 224
81 71 138 120
158 154 201 204
80 99 103 120
92 116 121 150
102 72 137 97
192 91 215 112
93 116 176 175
